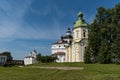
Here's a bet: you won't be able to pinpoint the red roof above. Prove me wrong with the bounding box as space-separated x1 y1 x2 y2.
53 52 65 55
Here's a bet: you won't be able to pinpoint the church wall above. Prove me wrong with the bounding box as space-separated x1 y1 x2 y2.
73 28 82 42
56 54 65 62
69 46 72 62
72 43 75 62
80 44 84 62
73 27 88 42
66 45 72 62
51 44 67 54
66 47 69 62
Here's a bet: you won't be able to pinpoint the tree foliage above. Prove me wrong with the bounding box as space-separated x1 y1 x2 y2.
36 53 41 62
36 53 57 63
84 46 91 63
84 3 120 64
40 56 57 63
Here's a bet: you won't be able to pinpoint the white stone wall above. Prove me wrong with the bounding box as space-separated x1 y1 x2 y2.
71 26 88 62
24 57 37 65
0 56 7 65
56 55 65 62
52 43 69 62
51 44 68 54
73 27 88 42
66 46 72 62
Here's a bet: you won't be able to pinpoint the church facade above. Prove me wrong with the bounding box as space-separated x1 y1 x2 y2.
51 28 72 62
51 12 88 62
24 50 38 65
66 12 88 62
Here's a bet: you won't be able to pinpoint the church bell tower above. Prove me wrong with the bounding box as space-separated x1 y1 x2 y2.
72 12 88 62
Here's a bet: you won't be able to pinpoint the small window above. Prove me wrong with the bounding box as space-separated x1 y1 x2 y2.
83 29 86 37
70 41 72 44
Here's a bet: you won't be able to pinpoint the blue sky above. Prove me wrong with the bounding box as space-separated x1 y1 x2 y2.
0 0 119 60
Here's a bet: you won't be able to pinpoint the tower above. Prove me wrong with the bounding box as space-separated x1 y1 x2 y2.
66 28 71 36
52 11 89 62
72 12 88 62
51 28 72 62
63 28 72 44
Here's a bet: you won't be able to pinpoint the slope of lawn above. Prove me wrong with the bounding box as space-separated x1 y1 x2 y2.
0 63 120 80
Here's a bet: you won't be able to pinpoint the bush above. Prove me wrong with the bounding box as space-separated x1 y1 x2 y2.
40 55 57 63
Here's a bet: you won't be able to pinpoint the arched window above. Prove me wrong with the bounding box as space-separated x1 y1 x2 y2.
59 45 61 47
83 29 86 37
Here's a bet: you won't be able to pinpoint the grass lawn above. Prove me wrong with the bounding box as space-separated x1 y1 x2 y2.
0 63 120 80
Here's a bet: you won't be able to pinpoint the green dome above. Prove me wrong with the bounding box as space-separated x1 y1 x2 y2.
74 12 88 29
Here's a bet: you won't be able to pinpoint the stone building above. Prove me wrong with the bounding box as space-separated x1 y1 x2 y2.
51 12 88 62
24 50 38 65
51 28 72 62
0 53 7 65
66 12 88 62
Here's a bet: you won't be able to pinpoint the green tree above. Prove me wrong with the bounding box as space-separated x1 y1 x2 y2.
111 3 120 64
40 56 55 63
112 39 120 64
84 46 91 63
111 25 120 64
98 39 111 63
36 53 41 62
96 7 116 63
85 3 120 64
88 20 101 62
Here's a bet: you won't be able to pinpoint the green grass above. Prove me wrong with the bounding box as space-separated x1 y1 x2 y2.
0 63 120 80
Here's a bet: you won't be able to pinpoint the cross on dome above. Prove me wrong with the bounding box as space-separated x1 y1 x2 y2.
78 12 83 20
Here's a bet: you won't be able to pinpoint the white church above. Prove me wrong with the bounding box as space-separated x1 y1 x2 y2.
51 12 88 62
51 28 72 62
24 50 38 65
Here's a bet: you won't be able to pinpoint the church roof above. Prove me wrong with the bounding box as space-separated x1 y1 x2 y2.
74 12 88 29
53 39 68 44
0 53 7 56
66 28 71 33
62 35 73 39
62 28 73 39
53 52 65 55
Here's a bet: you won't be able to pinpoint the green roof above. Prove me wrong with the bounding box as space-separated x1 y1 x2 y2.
74 12 88 29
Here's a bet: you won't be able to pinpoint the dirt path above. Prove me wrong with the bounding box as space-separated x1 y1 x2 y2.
23 66 84 70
